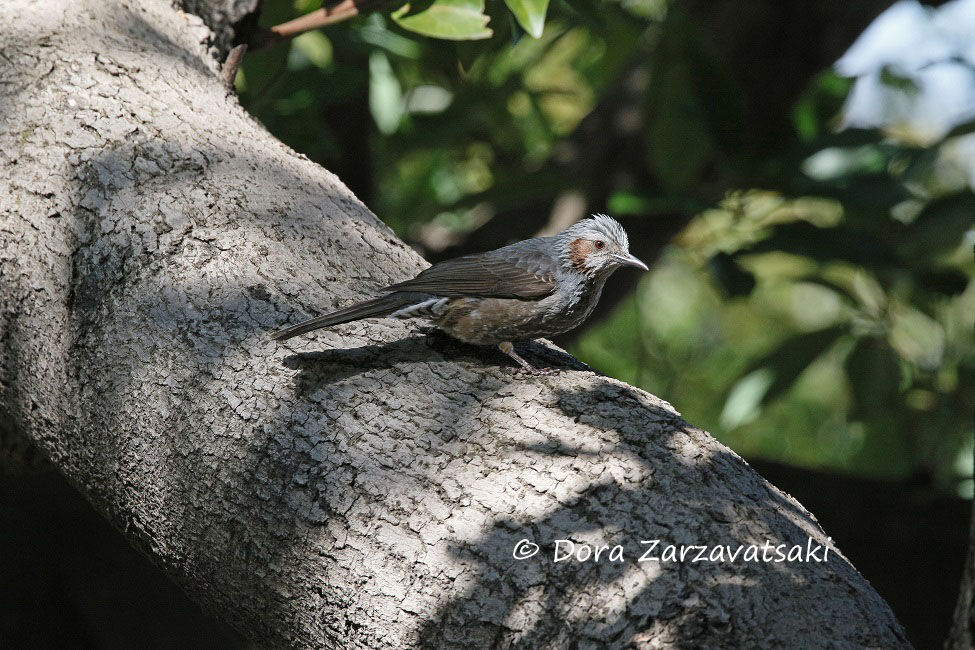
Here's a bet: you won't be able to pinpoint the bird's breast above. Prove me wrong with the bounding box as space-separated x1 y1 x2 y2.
434 280 604 345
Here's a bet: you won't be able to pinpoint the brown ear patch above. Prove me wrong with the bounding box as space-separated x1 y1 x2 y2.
568 238 595 271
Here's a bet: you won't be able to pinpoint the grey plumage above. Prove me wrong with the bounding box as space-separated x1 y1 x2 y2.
386 238 557 298
271 214 647 373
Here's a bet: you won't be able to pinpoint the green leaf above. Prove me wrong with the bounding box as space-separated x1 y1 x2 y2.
503 0 549 38
391 0 492 41
607 191 652 215
797 277 861 307
846 337 902 419
369 52 403 134
742 327 846 406
878 65 919 94
291 32 333 69
942 118 975 140
720 369 774 430
896 193 975 261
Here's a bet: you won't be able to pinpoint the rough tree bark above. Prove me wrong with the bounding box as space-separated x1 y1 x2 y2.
949 503 975 648
0 1 910 647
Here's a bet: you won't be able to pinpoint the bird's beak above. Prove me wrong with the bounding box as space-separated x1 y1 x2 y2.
614 253 649 271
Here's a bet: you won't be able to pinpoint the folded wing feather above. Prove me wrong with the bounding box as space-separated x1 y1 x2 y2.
385 239 558 299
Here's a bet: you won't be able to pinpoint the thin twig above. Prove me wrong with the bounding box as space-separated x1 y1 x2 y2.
249 0 391 51
221 44 248 88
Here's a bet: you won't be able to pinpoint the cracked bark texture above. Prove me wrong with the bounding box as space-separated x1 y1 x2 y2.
179 0 261 56
948 504 975 649
0 1 909 647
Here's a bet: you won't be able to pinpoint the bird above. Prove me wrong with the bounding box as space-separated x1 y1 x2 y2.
271 214 648 373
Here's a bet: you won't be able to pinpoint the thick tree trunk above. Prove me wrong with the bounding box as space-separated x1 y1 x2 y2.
0 1 910 647
948 502 975 649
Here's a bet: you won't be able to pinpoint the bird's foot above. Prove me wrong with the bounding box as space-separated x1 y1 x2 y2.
497 341 563 377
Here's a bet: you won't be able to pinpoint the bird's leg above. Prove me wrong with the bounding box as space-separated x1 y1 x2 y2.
498 341 559 376
498 341 533 371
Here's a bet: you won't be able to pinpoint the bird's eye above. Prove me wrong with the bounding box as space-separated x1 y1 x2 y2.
594 240 605 249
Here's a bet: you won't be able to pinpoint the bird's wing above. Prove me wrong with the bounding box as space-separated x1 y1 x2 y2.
385 239 558 299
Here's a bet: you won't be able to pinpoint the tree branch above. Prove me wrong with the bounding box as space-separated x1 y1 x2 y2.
221 43 248 88
249 0 393 50
949 502 975 648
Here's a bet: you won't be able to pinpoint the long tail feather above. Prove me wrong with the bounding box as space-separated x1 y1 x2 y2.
271 294 417 341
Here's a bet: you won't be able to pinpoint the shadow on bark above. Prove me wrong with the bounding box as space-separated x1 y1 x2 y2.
411 380 905 648
283 334 589 386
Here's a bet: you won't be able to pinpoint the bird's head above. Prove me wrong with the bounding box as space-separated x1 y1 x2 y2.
557 214 648 277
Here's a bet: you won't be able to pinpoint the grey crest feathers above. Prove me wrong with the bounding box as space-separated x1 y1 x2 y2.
555 213 644 277
558 213 630 251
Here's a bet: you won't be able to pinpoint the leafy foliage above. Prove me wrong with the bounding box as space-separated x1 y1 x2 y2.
503 0 550 38
392 0 493 40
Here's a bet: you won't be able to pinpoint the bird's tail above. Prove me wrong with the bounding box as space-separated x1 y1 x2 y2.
270 293 420 342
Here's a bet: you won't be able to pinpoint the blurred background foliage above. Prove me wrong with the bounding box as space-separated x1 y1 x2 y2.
238 0 974 499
